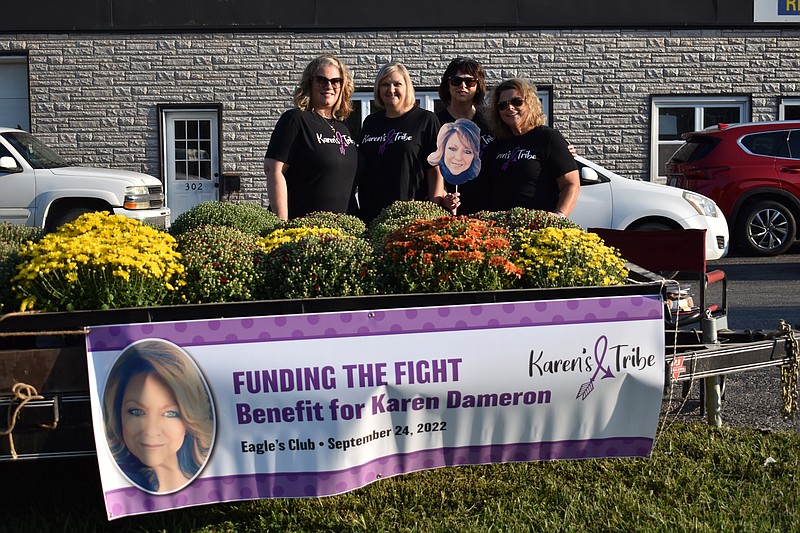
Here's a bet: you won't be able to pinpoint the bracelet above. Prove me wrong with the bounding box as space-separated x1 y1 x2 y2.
555 210 566 218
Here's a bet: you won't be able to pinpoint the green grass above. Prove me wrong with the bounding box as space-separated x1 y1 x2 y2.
1 422 798 532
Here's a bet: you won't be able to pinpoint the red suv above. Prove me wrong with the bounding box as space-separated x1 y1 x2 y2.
666 121 800 255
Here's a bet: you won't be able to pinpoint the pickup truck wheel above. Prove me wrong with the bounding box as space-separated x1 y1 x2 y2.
736 200 796 256
48 207 96 231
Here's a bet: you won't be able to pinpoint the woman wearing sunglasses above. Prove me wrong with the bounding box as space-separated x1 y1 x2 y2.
356 62 449 224
264 54 358 221
437 58 490 142
435 58 493 214
480 78 580 217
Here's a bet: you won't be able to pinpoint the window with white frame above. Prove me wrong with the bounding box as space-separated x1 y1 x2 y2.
779 97 800 120
650 95 750 182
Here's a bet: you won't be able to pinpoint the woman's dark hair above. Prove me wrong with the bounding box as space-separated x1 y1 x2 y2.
438 58 487 106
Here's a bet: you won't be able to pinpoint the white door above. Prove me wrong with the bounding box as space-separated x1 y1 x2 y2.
163 111 219 219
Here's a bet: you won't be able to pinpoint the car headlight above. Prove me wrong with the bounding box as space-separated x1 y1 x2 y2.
683 191 719 217
124 185 152 209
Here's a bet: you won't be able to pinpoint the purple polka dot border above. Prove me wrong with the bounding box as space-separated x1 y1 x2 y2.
104 437 654 518
88 295 662 351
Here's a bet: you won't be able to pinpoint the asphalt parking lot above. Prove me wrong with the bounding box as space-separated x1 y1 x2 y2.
710 245 800 332
663 244 800 431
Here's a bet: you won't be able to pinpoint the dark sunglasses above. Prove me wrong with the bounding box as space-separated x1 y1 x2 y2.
449 76 479 88
497 97 525 110
314 75 344 88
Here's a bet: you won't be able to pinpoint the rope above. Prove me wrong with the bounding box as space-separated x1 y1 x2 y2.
0 310 42 322
779 320 799 419
655 277 698 444
0 382 57 460
0 329 87 338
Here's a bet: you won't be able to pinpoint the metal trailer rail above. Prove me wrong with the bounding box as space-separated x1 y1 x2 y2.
665 325 799 426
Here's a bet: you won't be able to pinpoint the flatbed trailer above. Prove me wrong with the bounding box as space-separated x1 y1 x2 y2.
1 282 797 461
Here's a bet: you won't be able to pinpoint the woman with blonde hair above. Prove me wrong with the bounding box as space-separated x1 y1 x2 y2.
265 54 359 220
356 62 448 223
480 78 580 217
103 339 214 493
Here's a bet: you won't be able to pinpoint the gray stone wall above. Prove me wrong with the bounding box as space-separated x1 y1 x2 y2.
2 28 799 206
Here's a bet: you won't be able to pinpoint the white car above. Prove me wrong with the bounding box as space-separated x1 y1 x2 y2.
571 156 729 260
0 127 170 230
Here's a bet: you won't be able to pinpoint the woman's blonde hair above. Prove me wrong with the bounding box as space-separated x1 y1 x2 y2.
103 340 214 492
488 78 547 139
373 62 416 111
293 54 355 120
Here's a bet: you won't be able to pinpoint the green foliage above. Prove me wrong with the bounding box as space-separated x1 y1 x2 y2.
0 242 22 313
255 232 376 300
13 212 184 312
284 211 367 238
169 201 282 237
0 224 47 313
0 222 46 246
366 200 449 246
374 216 521 294
473 207 580 248
176 225 262 304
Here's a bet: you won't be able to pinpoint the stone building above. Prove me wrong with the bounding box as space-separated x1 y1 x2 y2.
2 0 799 217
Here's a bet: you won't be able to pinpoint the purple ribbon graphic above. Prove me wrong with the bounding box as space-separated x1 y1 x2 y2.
378 129 396 154
576 335 615 401
501 146 521 171
336 131 346 155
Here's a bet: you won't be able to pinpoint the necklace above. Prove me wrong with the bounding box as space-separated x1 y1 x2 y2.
313 108 337 135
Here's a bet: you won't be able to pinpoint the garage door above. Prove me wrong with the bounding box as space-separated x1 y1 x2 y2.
0 57 30 131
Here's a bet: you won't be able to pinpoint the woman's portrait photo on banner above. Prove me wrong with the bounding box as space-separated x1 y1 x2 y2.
427 118 481 186
102 339 215 494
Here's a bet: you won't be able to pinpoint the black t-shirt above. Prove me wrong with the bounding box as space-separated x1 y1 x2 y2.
435 108 493 215
357 106 440 223
265 108 358 219
480 126 578 212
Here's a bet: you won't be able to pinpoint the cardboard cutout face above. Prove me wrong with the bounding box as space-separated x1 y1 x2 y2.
443 133 475 177
428 118 481 186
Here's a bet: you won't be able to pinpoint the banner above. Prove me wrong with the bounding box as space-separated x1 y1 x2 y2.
86 294 665 520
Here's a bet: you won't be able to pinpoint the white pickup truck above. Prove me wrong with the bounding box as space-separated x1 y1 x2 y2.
0 127 170 230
